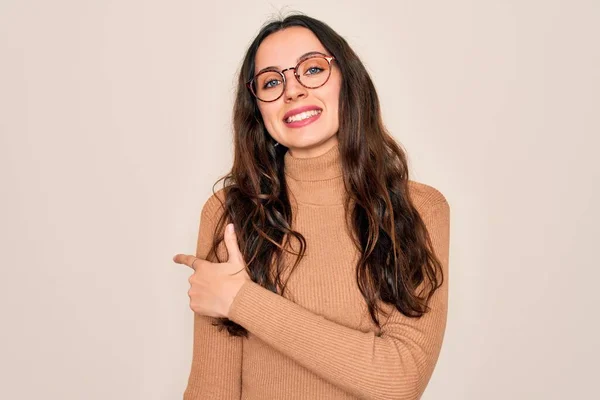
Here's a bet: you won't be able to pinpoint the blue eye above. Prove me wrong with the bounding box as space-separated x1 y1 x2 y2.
263 79 281 89
306 67 323 75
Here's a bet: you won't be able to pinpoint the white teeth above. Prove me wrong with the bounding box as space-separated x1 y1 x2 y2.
285 109 322 123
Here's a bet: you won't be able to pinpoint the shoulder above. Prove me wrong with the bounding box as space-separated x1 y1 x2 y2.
407 179 450 217
200 187 228 222
201 181 450 220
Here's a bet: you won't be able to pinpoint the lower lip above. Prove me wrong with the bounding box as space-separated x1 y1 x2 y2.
284 111 322 128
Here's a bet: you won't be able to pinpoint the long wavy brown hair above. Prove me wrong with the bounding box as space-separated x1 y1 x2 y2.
205 14 444 337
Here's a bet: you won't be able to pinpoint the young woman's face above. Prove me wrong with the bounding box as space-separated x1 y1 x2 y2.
253 26 341 158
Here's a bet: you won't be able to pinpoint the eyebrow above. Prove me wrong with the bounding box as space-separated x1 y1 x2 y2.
256 51 328 75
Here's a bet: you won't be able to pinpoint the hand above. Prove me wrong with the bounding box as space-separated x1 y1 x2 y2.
173 223 250 318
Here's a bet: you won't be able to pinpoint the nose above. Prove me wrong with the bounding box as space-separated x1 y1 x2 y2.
282 69 307 102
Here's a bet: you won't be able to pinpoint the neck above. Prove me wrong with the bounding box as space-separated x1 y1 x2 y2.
284 142 346 206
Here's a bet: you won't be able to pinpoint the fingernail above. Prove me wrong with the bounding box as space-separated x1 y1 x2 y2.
227 223 234 233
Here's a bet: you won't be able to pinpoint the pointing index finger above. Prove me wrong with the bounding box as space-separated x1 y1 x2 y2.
173 254 199 270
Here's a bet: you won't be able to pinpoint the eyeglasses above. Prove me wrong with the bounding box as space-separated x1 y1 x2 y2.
246 54 336 102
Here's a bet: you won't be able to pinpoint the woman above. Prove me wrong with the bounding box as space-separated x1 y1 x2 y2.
173 13 450 400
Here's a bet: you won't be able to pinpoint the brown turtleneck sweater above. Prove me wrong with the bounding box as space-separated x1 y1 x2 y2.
183 143 450 400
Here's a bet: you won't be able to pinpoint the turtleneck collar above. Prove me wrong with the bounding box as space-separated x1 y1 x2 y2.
283 142 346 206
284 142 343 182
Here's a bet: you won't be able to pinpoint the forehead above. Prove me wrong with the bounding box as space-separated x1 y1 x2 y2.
254 26 328 72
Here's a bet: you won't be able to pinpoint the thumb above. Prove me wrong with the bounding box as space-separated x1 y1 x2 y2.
224 223 243 263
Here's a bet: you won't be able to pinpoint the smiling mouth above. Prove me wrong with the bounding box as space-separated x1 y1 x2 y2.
284 109 322 123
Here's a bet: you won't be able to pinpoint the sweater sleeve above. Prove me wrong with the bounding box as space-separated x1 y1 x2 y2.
183 202 243 400
227 199 450 400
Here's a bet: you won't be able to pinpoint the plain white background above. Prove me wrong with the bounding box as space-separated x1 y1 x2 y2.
1 0 598 399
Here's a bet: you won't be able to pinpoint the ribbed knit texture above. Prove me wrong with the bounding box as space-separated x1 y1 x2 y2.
183 143 451 400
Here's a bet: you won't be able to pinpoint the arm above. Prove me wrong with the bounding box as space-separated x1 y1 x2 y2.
227 199 450 400
183 202 243 400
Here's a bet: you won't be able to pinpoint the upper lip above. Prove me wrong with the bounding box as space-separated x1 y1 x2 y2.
283 105 322 121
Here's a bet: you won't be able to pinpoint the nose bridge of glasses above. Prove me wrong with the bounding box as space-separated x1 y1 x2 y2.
281 67 304 94
281 66 298 80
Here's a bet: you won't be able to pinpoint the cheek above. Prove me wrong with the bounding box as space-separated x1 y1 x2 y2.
259 103 277 122
258 104 280 132
326 77 342 110
326 84 341 117
327 87 341 129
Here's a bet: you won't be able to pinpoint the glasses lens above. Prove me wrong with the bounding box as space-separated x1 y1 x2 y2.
254 70 284 102
297 56 331 88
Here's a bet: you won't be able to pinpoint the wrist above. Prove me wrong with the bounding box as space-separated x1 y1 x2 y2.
224 279 249 318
